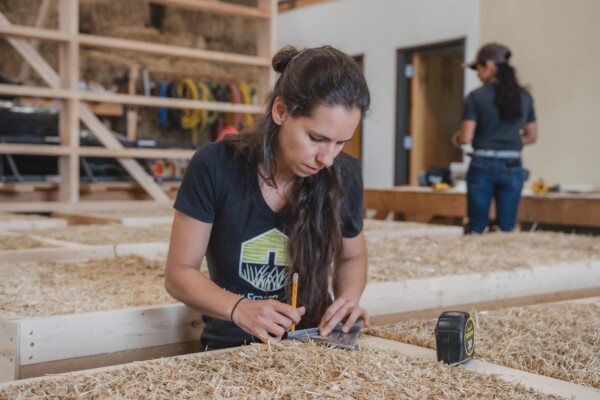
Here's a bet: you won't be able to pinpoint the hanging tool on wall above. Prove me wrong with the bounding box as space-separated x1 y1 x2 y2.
177 78 204 144
238 80 255 129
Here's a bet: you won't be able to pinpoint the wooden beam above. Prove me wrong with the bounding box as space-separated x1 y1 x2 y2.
256 0 277 103
78 91 263 113
0 200 174 213
0 144 195 159
0 83 73 99
0 320 19 383
0 84 263 114
0 217 67 230
58 0 80 204
149 0 271 19
365 225 463 240
364 187 467 218
16 304 200 366
370 287 600 326
361 261 600 316
78 33 270 67
19 98 124 117
17 0 53 83
2 329 597 398
0 23 69 43
520 193 600 227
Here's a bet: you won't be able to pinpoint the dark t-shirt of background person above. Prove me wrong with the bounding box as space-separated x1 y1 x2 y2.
462 83 536 151
173 141 364 349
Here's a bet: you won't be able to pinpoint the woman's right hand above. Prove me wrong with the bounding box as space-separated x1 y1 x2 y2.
231 298 305 343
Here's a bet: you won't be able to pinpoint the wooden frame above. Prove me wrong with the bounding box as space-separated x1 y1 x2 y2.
0 214 67 230
50 210 173 226
1 332 597 398
0 241 169 263
0 304 203 382
1 256 596 381
361 260 600 317
364 187 600 227
0 0 277 212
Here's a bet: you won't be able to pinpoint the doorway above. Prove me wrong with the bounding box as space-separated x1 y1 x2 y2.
343 55 364 161
395 40 465 186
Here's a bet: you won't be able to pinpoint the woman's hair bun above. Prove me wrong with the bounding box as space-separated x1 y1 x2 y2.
272 45 301 73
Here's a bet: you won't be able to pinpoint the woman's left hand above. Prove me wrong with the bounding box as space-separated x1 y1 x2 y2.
318 297 370 336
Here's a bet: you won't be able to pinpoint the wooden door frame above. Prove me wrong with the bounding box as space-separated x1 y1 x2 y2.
345 54 364 162
394 38 465 186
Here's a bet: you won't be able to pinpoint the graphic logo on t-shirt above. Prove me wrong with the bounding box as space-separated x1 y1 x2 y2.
239 228 289 292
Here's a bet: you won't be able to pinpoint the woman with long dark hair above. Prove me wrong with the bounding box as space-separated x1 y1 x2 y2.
165 45 371 350
455 43 538 233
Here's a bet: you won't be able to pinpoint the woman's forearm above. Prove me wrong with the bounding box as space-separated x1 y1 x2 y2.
165 263 240 321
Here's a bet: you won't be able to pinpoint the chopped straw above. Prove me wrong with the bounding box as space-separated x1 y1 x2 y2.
23 224 173 245
0 233 56 251
366 231 600 281
366 300 600 388
0 341 562 399
0 213 53 221
0 256 207 318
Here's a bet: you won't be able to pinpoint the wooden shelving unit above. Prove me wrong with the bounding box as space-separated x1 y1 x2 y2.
0 0 277 212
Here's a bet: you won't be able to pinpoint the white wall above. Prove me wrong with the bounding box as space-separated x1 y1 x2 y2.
277 0 480 187
481 0 600 188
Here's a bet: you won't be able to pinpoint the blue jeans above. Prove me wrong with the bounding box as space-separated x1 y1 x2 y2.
466 156 525 233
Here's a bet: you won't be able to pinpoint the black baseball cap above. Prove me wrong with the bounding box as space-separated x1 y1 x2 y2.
467 43 512 70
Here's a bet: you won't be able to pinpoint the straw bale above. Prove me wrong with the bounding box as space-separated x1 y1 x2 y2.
366 300 600 388
366 231 600 282
0 40 58 86
79 0 150 36
162 8 255 54
0 233 55 251
24 223 172 245
0 341 560 399
104 26 165 44
0 0 58 27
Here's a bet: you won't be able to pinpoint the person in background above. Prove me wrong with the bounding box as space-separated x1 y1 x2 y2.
454 42 538 233
165 45 371 350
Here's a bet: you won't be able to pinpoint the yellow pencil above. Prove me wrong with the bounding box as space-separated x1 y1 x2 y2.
291 272 298 332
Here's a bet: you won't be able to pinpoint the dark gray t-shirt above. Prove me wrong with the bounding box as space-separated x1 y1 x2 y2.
462 83 536 151
174 141 364 349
